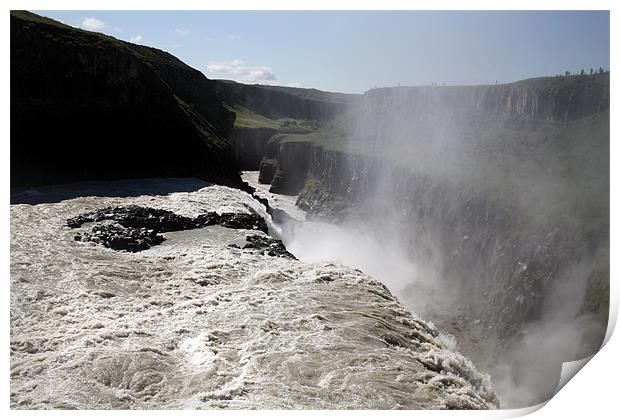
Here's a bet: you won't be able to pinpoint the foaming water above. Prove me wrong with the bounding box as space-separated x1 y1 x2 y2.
10 178 497 409
282 220 419 292
244 172 432 301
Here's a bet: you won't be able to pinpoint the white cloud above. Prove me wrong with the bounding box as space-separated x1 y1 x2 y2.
228 34 241 41
175 29 190 36
207 59 277 84
113 27 123 33
130 35 143 43
80 17 105 31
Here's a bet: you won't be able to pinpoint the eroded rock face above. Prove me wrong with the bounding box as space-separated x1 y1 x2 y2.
67 205 269 252
363 74 609 122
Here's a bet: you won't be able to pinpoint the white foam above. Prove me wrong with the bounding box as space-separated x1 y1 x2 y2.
10 178 497 409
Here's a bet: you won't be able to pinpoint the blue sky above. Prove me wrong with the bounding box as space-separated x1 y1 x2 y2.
35 10 610 93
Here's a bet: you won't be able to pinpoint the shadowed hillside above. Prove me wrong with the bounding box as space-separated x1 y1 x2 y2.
214 79 358 124
11 11 241 188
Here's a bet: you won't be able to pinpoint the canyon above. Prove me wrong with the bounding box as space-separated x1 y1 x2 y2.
10 10 610 409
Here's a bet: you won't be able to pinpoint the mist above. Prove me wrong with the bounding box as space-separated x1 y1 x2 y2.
278 83 609 408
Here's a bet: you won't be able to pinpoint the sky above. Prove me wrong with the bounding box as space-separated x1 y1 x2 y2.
35 10 610 93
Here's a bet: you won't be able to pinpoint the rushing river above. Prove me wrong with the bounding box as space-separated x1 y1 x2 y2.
10 177 497 409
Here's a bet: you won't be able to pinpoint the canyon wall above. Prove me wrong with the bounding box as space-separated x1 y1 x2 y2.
232 128 279 170
362 75 609 122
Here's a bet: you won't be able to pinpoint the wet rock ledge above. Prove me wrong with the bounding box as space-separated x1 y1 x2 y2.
66 205 292 257
229 235 296 259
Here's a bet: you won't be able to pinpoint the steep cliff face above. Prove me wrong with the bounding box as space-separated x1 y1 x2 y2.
11 11 239 188
258 131 351 196
232 128 279 170
297 74 609 215
296 147 376 219
365 74 609 122
267 140 314 195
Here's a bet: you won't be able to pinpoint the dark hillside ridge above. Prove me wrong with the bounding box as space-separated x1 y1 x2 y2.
214 79 359 121
11 11 239 188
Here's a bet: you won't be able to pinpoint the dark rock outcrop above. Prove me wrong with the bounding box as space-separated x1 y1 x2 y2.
258 159 278 184
256 135 315 195
67 205 196 231
67 205 270 252
74 225 165 252
11 11 240 188
268 140 313 195
296 148 375 220
216 213 268 233
229 235 296 259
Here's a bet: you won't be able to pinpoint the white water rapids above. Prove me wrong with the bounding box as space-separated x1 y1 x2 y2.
10 177 497 409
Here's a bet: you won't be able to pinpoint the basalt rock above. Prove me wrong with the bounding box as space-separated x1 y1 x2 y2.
268 140 313 196
193 212 224 228
258 159 277 184
229 235 296 259
293 79 610 350
67 205 270 252
74 225 165 252
218 213 268 233
67 205 195 231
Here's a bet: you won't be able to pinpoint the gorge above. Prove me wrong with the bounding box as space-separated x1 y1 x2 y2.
246 74 609 407
10 10 610 410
